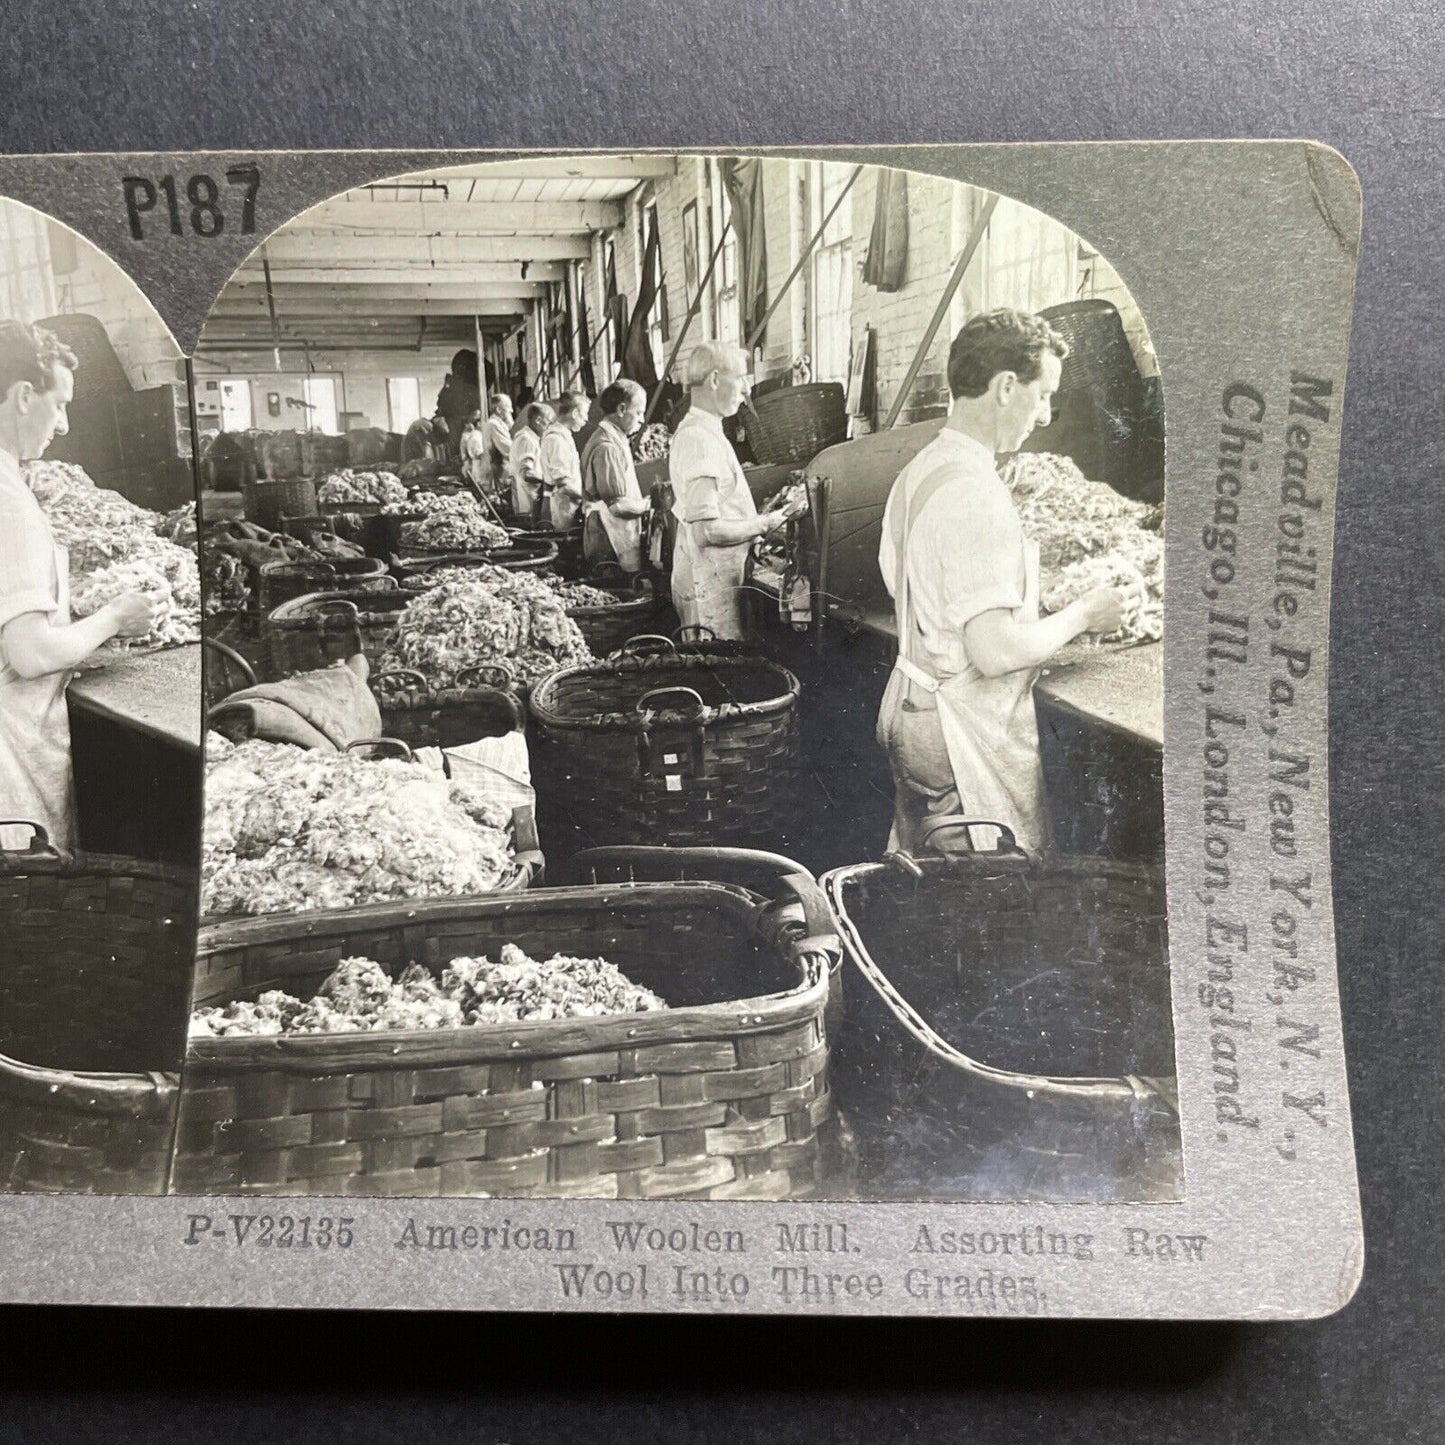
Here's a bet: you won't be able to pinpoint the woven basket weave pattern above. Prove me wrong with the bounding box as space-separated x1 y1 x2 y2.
175 887 830 1199
530 656 802 849
0 858 197 1194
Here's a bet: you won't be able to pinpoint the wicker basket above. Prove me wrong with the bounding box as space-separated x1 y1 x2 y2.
565 580 660 656
242 476 318 531
529 650 801 850
202 636 257 712
262 591 409 678
508 521 585 579
257 556 390 613
742 383 847 467
373 666 526 749
0 826 197 1194
174 871 835 1199
394 538 559 580
821 818 1179 1198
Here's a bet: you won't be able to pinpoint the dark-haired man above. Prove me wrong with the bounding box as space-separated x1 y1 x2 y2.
579 379 650 573
0 320 158 850
877 308 1124 856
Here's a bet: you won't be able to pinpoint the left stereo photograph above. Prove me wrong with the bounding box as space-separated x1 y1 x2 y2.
0 195 200 1194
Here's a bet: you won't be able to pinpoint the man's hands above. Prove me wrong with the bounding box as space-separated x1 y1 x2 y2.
104 591 163 638
1078 584 1127 635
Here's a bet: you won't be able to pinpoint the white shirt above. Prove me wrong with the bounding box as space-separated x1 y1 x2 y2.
508 428 542 481
482 416 513 461
878 428 1032 682
669 408 756 529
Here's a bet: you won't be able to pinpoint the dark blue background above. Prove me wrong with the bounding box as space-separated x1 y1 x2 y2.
2 2 1440 1440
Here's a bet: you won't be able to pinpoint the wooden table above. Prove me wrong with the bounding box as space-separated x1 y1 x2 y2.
67 644 201 865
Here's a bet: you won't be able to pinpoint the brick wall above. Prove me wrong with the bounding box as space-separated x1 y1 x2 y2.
48 225 183 392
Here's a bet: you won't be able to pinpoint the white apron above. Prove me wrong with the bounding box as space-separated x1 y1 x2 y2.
0 541 77 852
588 498 645 573
672 530 752 640
880 462 1048 855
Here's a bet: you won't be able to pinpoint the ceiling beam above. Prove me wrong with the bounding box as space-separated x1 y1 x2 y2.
219 279 550 303
210 298 527 319
229 261 568 286
260 234 592 265
298 198 624 234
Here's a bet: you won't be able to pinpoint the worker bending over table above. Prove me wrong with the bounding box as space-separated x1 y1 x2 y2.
877 308 1125 857
541 392 588 531
0 321 158 852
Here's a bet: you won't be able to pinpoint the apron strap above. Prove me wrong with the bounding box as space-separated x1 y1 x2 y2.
890 453 961 689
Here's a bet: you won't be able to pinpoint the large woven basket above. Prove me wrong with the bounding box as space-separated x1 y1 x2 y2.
821 818 1179 1199
262 591 408 678
373 667 526 750
257 555 390 613
565 581 660 657
508 521 585 580
242 476 317 530
0 827 197 1194
174 874 836 1199
529 651 801 850
742 383 847 467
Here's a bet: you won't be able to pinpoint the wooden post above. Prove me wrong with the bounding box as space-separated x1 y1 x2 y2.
882 192 999 431
744 164 863 356
643 214 733 424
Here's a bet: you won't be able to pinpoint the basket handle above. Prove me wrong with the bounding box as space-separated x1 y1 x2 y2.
673 624 719 645
299 597 362 622
371 668 429 693
636 686 707 722
344 737 414 762
202 636 258 689
915 815 1022 857
0 820 61 856
612 634 676 659
456 660 517 690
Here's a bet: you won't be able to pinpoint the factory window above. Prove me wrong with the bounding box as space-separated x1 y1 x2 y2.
808 162 854 386
708 161 741 350
0 204 58 319
979 197 1078 315
387 376 422 433
303 375 340 434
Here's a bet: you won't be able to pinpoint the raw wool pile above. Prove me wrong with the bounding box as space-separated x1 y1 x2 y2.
70 554 203 651
190 946 668 1038
24 460 203 651
381 566 592 689
399 493 510 552
25 457 199 571
202 734 518 917
545 578 617 608
998 451 1164 644
316 469 409 507
157 503 198 547
631 423 671 462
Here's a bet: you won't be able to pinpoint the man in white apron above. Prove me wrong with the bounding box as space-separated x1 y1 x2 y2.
580 379 650 574
877 309 1125 857
508 402 553 523
0 321 158 853
669 342 793 640
481 395 515 502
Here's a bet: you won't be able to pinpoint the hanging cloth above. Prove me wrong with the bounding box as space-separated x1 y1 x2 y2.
719 158 769 346
620 210 661 391
862 169 909 292
577 290 597 397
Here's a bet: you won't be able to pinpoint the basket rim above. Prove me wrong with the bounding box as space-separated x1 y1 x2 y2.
529 654 801 730
819 850 1165 895
564 588 654 617
0 1050 179 1114
266 588 411 623
396 539 559 563
258 556 388 579
189 881 829 1072
0 850 198 887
